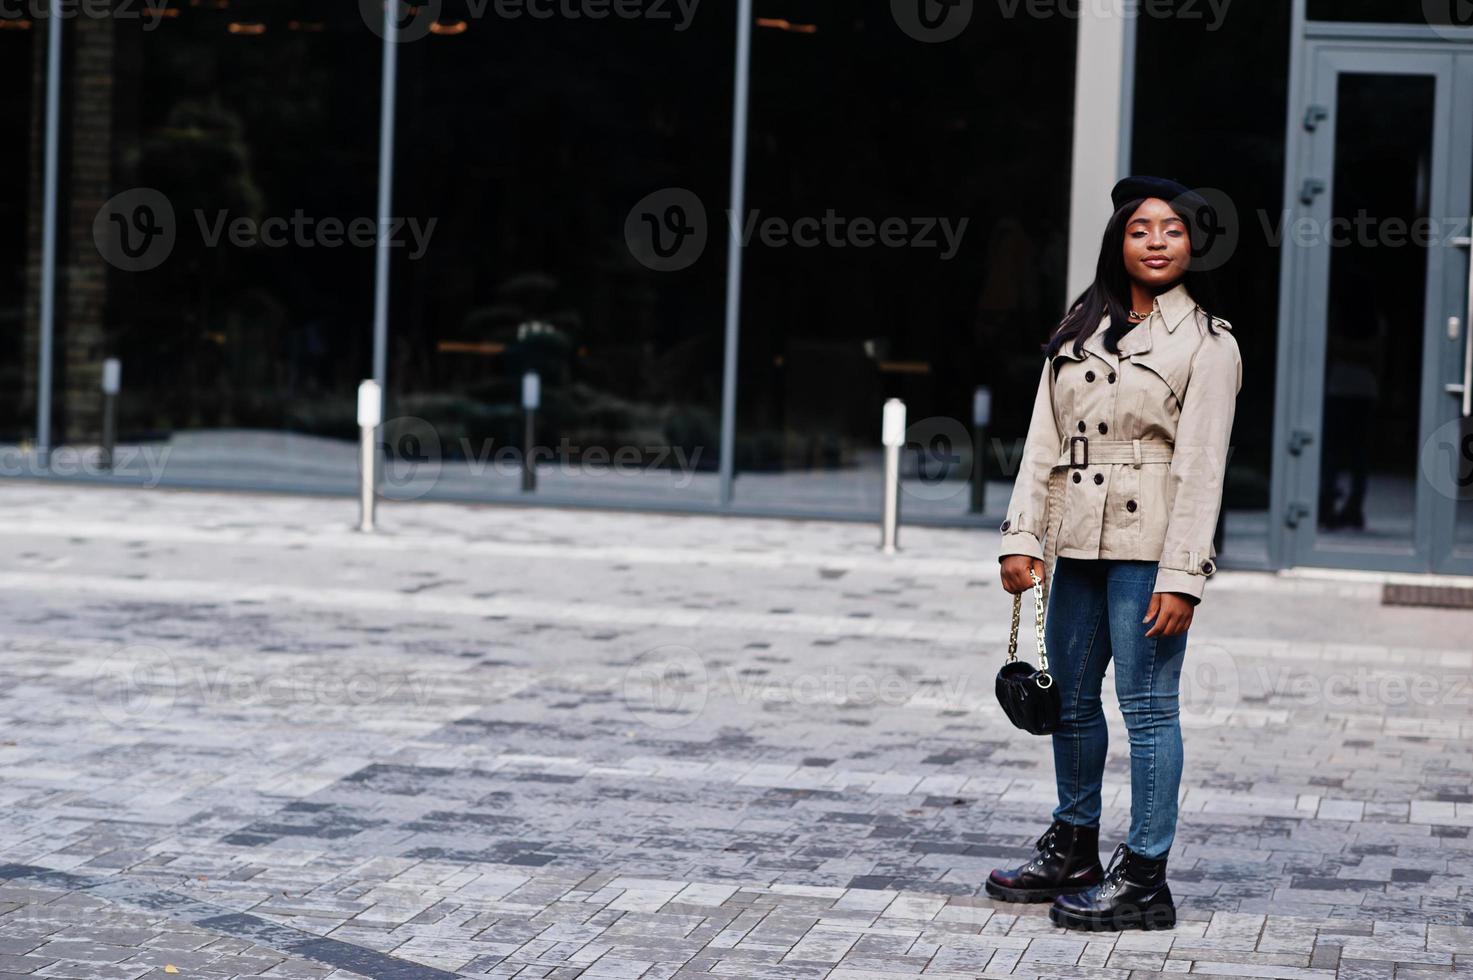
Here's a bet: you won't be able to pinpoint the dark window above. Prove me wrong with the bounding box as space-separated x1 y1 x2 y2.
736 1 1078 518
56 4 381 485
387 0 733 505
1131 1 1291 562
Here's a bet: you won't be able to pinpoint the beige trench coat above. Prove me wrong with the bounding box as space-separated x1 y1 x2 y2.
996 279 1243 603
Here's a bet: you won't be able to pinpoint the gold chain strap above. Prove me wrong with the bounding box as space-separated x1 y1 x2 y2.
1005 567 1053 688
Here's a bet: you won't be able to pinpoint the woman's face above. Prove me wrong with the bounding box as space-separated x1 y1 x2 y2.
1121 196 1189 290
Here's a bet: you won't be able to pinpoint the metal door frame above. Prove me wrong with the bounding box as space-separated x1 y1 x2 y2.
1271 6 1473 575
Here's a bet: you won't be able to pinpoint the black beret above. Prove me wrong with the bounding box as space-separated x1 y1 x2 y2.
1110 175 1208 214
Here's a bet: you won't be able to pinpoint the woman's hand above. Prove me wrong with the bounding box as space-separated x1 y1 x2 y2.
1000 555 1046 595
1143 591 1193 637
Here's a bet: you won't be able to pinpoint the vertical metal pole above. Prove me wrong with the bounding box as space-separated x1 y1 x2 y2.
359 426 377 531
100 357 120 471
969 426 986 513
100 395 115 470
522 410 536 492
880 398 905 553
357 379 381 532
521 370 540 492
881 447 901 553
970 384 991 513
36 0 63 467
1117 4 1137 181
371 1 399 405
716 0 753 507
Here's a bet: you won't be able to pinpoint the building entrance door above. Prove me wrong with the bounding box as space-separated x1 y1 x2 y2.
1280 42 1473 574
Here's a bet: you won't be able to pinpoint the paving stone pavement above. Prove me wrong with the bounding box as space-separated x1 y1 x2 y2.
0 481 1470 980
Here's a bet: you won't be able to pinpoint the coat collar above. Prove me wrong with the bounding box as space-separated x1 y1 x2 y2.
1080 279 1198 362
1152 278 1200 335
1057 279 1199 364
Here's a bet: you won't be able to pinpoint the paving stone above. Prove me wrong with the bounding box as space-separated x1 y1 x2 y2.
0 484 1468 979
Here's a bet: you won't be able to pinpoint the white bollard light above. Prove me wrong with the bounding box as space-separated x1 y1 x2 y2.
357 379 382 532
522 371 540 492
100 357 121 471
880 398 906 553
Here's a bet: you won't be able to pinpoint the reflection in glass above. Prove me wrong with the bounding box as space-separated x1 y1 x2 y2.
47 4 381 489
387 0 732 505
1455 163 1473 556
1131 1 1289 565
1315 73 1432 548
735 1 1077 518
1 23 34 443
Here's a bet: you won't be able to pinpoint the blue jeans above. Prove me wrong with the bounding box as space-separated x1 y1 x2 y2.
1045 556 1187 860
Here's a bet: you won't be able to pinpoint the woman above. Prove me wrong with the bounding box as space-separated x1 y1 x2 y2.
985 175 1243 931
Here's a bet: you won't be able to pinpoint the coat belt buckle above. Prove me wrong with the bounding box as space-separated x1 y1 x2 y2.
1068 435 1089 468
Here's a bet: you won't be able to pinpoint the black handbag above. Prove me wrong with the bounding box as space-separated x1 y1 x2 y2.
995 566 1061 735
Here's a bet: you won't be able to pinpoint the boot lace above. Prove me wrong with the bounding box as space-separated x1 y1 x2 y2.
1023 822 1064 872
1098 842 1130 899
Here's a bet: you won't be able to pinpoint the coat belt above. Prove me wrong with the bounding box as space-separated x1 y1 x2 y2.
1040 437 1173 608
1054 436 1174 469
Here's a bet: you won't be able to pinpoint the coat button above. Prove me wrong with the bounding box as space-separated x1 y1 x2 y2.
1097 422 1108 434
1201 559 1215 574
1107 372 1116 383
1077 420 1086 432
1000 519 1011 531
1072 472 1081 483
1126 499 1136 512
1085 370 1096 382
1093 473 1104 485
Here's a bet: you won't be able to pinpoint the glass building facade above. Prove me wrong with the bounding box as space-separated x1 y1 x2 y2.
5 0 1472 577
6 0 1079 520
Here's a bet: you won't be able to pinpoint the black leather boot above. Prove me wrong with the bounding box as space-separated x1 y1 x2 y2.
1049 842 1176 930
984 819 1104 903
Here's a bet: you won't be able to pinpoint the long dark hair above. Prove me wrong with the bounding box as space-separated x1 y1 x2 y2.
1044 196 1225 358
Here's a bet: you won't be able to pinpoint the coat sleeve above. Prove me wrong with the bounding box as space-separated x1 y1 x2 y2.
997 357 1060 563
1153 330 1243 602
